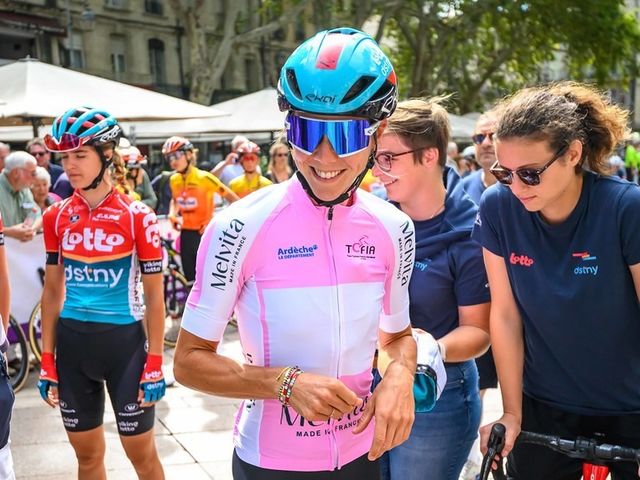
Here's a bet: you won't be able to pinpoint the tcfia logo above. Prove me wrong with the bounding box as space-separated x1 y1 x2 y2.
62 227 125 252
572 251 598 276
510 252 534 267
345 236 376 259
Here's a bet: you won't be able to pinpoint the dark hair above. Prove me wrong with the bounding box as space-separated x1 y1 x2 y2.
384 97 451 167
494 82 629 174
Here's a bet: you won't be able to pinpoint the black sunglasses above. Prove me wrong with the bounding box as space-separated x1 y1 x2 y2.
471 132 495 145
490 145 569 186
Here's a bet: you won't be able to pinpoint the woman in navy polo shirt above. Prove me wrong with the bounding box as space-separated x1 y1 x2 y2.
373 98 491 480
474 82 640 479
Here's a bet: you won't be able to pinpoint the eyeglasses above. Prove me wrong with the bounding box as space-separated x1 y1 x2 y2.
285 113 378 158
471 132 495 145
44 133 90 153
31 151 48 157
374 147 427 172
490 145 569 186
164 151 185 162
275 153 288 157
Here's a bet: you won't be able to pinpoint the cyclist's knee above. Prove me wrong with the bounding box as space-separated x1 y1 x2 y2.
121 431 159 473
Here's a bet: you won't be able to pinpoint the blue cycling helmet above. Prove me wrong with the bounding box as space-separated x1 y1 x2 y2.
47 107 123 191
277 27 398 121
49 107 122 150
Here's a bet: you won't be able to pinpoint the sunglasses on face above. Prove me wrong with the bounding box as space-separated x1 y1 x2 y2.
285 113 379 158
374 147 426 173
274 152 288 157
164 151 185 162
471 132 495 145
32 151 48 157
490 145 569 186
44 133 90 153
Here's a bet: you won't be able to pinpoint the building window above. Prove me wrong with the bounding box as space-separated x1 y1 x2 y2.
144 0 164 15
104 0 128 8
62 33 84 68
110 36 126 78
148 38 166 85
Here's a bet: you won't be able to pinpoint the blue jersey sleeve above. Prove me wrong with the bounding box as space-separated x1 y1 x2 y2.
452 238 491 306
471 185 503 257
618 183 640 266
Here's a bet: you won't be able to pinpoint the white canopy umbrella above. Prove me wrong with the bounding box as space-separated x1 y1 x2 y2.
0 58 227 133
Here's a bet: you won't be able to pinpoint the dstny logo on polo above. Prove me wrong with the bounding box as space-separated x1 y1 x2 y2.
572 251 598 276
510 252 534 267
62 228 125 252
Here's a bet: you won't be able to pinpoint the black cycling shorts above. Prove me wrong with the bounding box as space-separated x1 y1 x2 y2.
232 450 380 480
56 318 154 436
180 228 202 283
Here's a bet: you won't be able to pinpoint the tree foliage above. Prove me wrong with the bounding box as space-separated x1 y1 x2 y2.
167 0 312 105
383 0 640 113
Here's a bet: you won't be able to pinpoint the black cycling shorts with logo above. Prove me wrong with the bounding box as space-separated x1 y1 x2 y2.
56 318 155 436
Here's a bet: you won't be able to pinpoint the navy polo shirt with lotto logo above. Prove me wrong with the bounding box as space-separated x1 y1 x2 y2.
473 171 640 415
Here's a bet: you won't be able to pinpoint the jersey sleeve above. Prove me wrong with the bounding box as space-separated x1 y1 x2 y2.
180 213 245 341
617 184 640 266
380 215 415 334
452 238 491 306
43 204 61 265
130 201 163 274
205 171 229 196
471 185 503 257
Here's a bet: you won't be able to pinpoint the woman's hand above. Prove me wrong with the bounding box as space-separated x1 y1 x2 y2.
286 372 362 422
480 413 521 469
352 361 415 460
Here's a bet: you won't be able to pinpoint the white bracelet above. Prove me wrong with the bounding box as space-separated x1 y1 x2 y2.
437 341 447 362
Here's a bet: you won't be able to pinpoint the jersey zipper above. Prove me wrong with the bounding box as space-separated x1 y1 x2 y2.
325 205 341 468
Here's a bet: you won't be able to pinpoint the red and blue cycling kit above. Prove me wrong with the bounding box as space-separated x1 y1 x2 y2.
43 189 163 323
181 177 415 472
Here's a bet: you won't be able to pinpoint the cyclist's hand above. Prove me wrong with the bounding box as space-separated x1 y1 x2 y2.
37 352 59 408
287 372 362 422
480 413 521 466
138 354 166 406
353 361 414 460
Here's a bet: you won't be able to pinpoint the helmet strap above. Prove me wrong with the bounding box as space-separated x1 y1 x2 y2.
82 146 112 191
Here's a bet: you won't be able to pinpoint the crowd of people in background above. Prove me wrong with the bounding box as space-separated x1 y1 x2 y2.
1 26 640 480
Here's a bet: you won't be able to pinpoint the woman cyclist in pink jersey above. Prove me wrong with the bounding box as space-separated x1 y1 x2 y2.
37 107 166 479
174 28 425 479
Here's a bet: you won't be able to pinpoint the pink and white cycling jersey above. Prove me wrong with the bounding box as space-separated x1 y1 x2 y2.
181 176 415 472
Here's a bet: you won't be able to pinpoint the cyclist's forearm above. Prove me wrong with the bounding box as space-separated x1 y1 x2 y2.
377 326 416 377
492 311 524 422
142 273 164 356
40 282 64 353
174 332 282 399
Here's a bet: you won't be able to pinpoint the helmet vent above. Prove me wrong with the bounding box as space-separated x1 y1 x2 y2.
369 80 394 101
286 69 303 100
340 76 376 104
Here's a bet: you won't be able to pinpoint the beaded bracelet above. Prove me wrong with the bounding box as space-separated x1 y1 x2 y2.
277 366 303 405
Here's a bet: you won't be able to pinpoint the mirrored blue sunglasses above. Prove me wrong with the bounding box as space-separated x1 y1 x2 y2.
285 113 378 158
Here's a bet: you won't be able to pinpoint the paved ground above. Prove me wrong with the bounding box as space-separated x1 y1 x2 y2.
11 327 504 479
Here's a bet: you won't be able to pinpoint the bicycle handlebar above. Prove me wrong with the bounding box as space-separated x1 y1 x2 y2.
480 423 640 479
